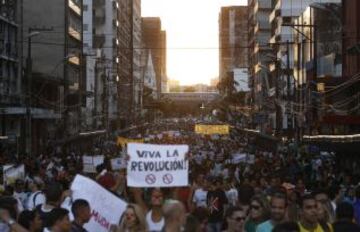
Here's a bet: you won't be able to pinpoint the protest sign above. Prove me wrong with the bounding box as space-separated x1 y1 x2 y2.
82 156 104 173
195 124 230 135
3 164 25 185
116 137 144 147
127 143 189 187
232 154 247 164
71 175 127 232
111 158 126 170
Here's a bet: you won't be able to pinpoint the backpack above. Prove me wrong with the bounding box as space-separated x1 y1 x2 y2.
32 191 43 208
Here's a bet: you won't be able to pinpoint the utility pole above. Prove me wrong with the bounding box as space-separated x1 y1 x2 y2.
25 26 53 156
93 62 98 130
286 40 292 137
129 0 134 125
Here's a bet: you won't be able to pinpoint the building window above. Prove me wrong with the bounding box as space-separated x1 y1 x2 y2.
83 4 88 11
83 24 88 31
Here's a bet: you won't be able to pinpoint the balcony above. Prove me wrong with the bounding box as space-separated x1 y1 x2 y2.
68 0 81 16
94 8 105 25
68 26 81 41
269 9 280 23
93 0 105 7
93 34 105 48
68 54 80 66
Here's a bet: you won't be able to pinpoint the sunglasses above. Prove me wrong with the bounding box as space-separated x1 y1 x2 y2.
250 204 261 210
232 217 246 222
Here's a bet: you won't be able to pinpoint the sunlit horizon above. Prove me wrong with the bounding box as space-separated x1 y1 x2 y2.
142 0 247 86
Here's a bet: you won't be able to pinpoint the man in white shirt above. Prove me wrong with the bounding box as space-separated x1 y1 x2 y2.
192 175 209 209
26 181 46 210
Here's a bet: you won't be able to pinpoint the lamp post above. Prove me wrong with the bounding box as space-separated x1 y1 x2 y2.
25 31 40 156
200 102 205 121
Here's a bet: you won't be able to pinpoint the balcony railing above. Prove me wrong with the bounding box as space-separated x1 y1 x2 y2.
93 34 105 48
93 0 105 7
68 26 81 41
68 0 81 16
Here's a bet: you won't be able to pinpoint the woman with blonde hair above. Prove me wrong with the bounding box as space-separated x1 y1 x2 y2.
111 204 148 232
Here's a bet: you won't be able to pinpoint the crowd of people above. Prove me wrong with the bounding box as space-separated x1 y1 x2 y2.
0 119 360 232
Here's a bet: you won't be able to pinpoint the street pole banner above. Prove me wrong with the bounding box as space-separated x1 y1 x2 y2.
71 175 127 232
82 156 104 173
195 124 230 135
116 137 144 147
127 143 189 187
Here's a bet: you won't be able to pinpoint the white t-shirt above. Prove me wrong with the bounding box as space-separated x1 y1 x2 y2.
26 191 46 210
192 188 208 208
146 210 164 232
226 188 238 206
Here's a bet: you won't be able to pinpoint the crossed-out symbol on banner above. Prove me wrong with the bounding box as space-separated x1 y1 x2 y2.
145 174 156 185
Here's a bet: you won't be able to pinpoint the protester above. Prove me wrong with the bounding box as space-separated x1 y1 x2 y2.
26 181 46 210
206 176 228 232
18 209 43 232
44 208 71 232
224 206 246 232
245 195 270 232
70 199 91 232
256 192 287 232
111 204 147 232
0 202 28 232
191 174 208 210
2 117 360 232
297 194 332 232
132 188 165 232
13 179 27 212
36 182 64 228
162 200 186 232
332 202 360 232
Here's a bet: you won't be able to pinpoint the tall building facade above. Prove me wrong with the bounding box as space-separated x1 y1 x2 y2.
219 6 249 83
247 0 273 132
293 3 342 136
142 17 167 97
160 30 168 93
21 0 83 152
132 0 143 120
0 0 22 149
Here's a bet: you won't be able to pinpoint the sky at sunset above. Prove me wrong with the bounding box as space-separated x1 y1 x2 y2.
142 0 247 85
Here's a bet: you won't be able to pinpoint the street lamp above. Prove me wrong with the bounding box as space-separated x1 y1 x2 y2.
25 30 40 156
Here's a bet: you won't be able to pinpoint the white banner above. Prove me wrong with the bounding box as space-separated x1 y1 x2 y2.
3 164 25 185
82 156 104 173
232 153 247 164
71 175 127 232
127 143 189 187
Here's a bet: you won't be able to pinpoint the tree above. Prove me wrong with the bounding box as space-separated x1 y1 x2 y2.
183 86 196 92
